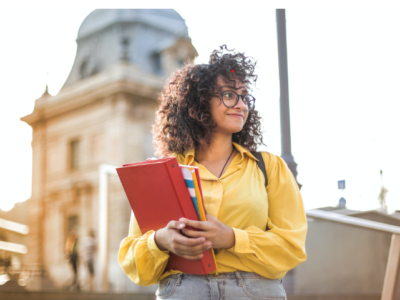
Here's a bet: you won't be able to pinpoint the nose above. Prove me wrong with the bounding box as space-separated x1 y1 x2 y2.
234 96 246 110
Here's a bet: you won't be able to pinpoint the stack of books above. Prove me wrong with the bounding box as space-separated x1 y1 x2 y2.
117 157 217 275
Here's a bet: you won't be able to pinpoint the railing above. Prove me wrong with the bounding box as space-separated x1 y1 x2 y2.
0 218 29 256
307 209 400 300
0 218 29 235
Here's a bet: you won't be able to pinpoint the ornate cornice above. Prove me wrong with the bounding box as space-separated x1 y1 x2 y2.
21 62 163 126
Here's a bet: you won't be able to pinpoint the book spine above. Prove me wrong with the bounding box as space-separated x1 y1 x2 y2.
165 158 199 222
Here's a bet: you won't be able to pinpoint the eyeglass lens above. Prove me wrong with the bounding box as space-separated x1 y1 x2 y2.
221 91 255 111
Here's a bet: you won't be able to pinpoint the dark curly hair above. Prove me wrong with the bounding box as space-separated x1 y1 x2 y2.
153 45 264 157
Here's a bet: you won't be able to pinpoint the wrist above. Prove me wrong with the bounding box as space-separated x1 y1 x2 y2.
154 228 168 251
223 226 235 249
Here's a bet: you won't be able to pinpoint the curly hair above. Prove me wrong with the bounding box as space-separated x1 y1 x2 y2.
152 45 264 157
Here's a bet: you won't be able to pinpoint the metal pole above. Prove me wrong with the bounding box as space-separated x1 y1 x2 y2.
276 9 300 186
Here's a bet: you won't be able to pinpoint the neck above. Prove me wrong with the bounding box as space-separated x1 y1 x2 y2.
195 132 234 163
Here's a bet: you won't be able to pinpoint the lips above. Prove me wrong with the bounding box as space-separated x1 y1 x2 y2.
227 114 244 119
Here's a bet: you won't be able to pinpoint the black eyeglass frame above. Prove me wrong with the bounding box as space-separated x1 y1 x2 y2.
213 90 256 111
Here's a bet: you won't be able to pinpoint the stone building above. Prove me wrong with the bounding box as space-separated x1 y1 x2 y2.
21 9 197 292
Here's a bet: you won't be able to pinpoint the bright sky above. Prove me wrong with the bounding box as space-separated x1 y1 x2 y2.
1 1 399 213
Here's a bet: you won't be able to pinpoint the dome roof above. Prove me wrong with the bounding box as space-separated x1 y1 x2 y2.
78 9 188 40
61 9 196 90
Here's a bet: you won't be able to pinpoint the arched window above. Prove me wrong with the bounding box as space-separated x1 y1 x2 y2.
80 58 90 79
152 53 162 74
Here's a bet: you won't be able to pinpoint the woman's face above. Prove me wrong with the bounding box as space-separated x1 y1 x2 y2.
209 75 249 135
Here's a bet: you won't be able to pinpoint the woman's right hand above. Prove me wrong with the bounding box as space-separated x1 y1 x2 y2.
154 220 212 260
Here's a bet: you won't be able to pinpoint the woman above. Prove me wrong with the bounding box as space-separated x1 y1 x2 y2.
118 46 307 299
82 229 96 291
65 230 80 290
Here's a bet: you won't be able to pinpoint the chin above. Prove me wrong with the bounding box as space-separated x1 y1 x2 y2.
227 125 244 134
216 121 245 134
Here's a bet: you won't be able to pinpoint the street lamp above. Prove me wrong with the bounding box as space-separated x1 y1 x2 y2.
276 9 301 188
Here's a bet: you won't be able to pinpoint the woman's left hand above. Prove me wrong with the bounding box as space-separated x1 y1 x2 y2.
179 215 235 249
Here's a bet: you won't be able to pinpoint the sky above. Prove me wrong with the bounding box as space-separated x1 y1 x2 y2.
1 1 399 213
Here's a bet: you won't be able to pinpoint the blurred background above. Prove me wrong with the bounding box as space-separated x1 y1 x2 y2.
0 2 399 300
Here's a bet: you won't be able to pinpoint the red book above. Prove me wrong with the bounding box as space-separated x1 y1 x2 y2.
116 157 216 275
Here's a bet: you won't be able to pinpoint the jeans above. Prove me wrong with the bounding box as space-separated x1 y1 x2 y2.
156 271 287 300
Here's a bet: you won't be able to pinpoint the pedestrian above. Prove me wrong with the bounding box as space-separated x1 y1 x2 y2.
65 230 79 290
82 229 96 291
118 45 307 299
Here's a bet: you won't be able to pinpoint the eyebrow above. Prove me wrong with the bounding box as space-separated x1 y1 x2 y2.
217 85 248 93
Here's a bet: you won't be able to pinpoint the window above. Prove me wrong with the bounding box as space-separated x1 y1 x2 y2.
69 139 81 171
80 58 90 79
67 215 79 233
65 215 79 243
152 53 161 74
80 57 98 78
177 58 184 68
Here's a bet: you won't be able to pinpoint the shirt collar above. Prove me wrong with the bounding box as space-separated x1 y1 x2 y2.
175 142 258 166
232 142 259 163
184 148 196 165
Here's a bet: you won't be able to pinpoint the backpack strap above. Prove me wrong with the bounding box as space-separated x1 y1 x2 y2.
251 151 268 188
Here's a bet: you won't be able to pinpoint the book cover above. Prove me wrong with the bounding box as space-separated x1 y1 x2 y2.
117 157 216 275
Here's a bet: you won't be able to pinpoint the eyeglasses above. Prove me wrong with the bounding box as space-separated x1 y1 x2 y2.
213 90 256 111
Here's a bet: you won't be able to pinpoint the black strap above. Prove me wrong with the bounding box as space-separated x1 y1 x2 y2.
251 151 268 188
251 151 269 232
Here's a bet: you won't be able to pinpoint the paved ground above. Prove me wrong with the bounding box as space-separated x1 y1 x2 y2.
0 291 381 300
0 291 156 300
286 296 380 300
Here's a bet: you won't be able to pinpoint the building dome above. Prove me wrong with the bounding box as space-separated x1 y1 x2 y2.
77 9 188 40
62 9 195 90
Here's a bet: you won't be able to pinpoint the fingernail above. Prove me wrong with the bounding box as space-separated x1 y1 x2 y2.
179 223 185 228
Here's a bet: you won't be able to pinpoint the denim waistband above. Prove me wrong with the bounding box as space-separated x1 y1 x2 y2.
166 271 270 280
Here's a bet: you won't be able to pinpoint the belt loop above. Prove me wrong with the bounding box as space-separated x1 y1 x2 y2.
235 271 243 287
176 273 182 286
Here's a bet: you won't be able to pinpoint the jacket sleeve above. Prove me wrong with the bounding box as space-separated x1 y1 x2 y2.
227 152 307 279
118 213 170 286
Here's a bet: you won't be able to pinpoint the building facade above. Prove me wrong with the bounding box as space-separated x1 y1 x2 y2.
21 9 197 292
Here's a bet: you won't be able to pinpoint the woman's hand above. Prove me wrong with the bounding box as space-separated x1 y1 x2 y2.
154 220 212 260
179 215 235 249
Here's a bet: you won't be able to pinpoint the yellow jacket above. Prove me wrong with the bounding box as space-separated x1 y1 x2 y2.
118 143 307 286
